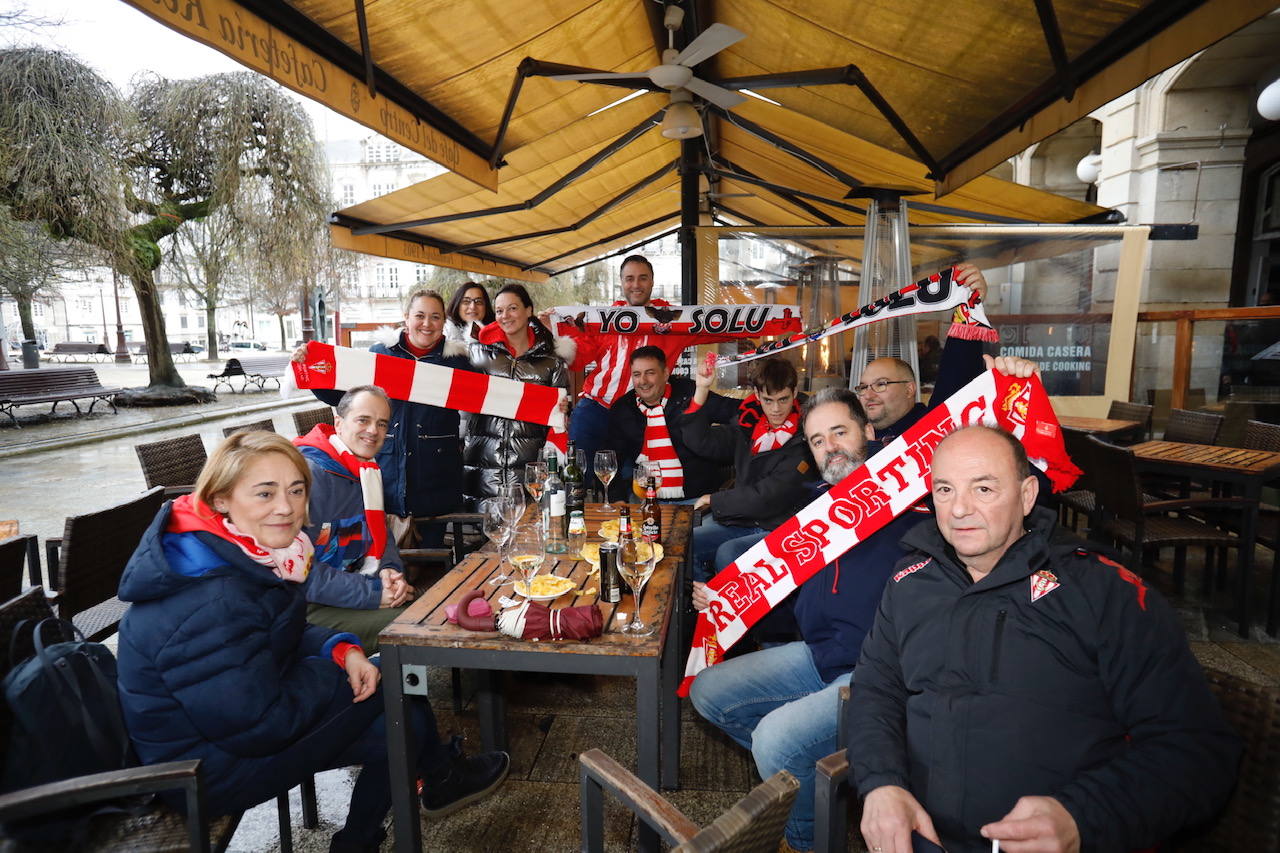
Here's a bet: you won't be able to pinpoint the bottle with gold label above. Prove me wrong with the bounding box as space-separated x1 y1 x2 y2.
640 477 661 541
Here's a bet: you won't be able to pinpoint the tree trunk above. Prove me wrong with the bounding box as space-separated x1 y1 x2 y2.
205 299 218 359
129 268 185 388
277 313 286 350
15 294 35 340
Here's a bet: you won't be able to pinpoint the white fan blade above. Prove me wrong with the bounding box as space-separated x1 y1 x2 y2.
685 76 746 110
549 72 649 83
674 23 746 67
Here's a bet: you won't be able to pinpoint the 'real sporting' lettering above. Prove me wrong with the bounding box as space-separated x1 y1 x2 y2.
828 480 891 528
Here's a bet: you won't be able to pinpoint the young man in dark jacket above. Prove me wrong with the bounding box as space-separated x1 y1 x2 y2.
604 345 739 502
294 385 413 651
682 357 815 581
852 426 1240 853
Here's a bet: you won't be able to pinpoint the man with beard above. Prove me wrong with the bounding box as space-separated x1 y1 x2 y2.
689 358 1039 853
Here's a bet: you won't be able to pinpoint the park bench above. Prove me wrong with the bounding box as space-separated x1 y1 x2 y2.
45 342 110 363
130 341 198 363
207 355 291 393
0 367 121 427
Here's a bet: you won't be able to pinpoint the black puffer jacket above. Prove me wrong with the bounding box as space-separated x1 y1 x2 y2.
849 507 1241 852
463 319 571 506
678 394 815 528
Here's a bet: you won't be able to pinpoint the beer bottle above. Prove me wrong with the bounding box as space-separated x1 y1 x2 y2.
565 440 586 514
618 505 637 580
640 476 661 541
545 456 568 553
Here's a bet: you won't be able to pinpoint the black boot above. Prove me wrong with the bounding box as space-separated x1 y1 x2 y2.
329 827 385 853
420 737 511 819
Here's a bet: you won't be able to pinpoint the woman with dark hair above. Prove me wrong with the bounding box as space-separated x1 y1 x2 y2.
464 283 573 506
116 431 508 853
445 282 495 343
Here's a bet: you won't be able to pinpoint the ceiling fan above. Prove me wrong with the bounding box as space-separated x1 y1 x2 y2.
548 5 746 139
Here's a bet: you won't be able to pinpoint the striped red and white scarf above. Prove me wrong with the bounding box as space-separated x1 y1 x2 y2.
168 494 314 583
294 424 386 575
289 341 569 456
677 369 1081 696
637 387 684 499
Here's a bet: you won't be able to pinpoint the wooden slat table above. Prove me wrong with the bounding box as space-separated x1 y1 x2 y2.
1129 441 1280 637
380 504 694 853
1058 415 1143 437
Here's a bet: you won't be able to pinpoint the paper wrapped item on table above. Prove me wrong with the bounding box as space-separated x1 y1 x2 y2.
498 601 603 640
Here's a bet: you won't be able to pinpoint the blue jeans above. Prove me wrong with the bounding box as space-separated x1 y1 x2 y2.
692 518 766 582
569 396 610 484
689 642 849 851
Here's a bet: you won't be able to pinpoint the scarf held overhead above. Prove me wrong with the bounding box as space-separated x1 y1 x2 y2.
548 303 800 339
714 266 997 368
293 424 386 575
289 342 570 455
677 369 1081 696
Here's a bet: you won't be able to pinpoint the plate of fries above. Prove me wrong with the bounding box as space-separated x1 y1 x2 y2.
513 574 578 600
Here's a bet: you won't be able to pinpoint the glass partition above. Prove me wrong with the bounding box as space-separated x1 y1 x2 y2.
700 225 1148 414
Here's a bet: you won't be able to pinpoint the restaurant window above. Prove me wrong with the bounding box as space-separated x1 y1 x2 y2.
341 184 355 206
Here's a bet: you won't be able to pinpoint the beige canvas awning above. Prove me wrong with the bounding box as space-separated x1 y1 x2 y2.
125 0 1276 275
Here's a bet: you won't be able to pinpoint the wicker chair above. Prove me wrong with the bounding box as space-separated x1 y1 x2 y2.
1242 419 1280 452
45 487 165 642
1107 400 1154 442
135 434 207 498
813 686 852 853
0 534 39 597
1088 437 1247 596
579 748 798 852
1164 408 1224 445
221 418 276 438
291 406 334 436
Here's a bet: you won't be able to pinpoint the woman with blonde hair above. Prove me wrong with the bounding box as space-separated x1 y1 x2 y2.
116 431 508 852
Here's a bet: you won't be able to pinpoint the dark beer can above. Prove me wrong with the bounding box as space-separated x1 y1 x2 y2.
599 542 622 604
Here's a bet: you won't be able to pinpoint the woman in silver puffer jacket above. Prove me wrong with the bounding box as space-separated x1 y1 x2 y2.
463 284 573 508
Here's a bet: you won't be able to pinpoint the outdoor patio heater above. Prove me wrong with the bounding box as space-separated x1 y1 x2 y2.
847 187 920 385
792 255 853 393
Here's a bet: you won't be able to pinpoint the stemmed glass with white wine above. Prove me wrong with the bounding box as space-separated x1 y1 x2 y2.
594 449 618 512
524 461 548 532
481 497 513 585
618 529 657 636
509 522 546 596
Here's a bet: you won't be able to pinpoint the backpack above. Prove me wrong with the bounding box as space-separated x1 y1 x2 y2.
1 618 139 843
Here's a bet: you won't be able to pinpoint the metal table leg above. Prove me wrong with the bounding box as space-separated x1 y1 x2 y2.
476 669 509 753
1237 482 1260 638
382 644 422 852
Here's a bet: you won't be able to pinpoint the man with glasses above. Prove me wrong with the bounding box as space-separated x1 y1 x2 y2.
855 263 990 444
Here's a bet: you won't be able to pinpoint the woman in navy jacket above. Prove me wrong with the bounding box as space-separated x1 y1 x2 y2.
302 288 471 541
115 431 507 851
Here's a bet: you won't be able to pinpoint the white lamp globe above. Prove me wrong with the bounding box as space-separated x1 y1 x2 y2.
1075 153 1103 184
1258 78 1280 121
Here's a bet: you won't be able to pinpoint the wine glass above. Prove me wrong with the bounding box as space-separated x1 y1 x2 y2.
500 480 526 528
481 498 513 585
618 531 656 636
594 449 618 512
524 461 547 505
509 523 546 595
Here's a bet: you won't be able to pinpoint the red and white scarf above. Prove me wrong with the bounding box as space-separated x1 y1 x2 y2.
168 494 314 583
745 395 801 453
293 424 386 575
289 341 569 457
677 369 1081 696
638 387 684 499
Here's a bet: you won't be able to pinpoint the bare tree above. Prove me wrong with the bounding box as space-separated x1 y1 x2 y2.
163 210 249 358
0 205 94 342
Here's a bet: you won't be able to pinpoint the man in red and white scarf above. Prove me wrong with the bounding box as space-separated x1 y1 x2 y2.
682 357 816 585
293 385 413 651
604 345 741 504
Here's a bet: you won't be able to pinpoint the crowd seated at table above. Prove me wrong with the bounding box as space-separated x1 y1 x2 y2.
86 254 1247 852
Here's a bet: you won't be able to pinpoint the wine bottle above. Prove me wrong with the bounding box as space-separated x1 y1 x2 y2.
565 440 586 514
545 456 568 553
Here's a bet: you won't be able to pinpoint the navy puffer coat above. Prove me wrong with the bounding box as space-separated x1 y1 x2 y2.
116 503 358 807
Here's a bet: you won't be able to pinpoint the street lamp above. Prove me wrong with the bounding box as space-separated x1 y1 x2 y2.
112 270 131 363
97 278 109 344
